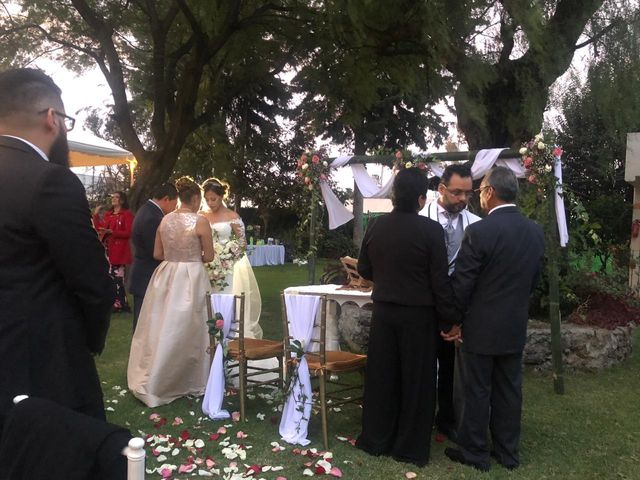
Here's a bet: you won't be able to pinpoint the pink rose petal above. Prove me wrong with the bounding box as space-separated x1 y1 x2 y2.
231 411 241 422
330 467 343 477
236 431 248 439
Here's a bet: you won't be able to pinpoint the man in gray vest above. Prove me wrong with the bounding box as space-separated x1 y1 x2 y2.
420 163 480 440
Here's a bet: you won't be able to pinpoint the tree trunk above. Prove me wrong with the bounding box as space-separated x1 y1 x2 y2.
128 151 176 211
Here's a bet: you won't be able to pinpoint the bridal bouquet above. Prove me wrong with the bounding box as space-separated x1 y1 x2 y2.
205 232 245 291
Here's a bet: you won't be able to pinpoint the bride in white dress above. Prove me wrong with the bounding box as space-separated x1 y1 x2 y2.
200 178 263 339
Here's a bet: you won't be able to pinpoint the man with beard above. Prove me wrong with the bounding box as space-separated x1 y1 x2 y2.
420 164 480 441
0 68 114 431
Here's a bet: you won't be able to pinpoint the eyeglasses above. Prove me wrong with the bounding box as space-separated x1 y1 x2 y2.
474 185 492 194
442 185 474 198
38 108 75 132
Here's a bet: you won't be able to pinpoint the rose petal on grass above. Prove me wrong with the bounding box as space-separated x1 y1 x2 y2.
302 468 314 476
405 472 417 479
194 439 205 448
256 413 266 420
217 426 227 434
231 411 241 422
178 463 197 473
236 431 248 439
172 417 183 426
329 467 343 477
435 433 445 443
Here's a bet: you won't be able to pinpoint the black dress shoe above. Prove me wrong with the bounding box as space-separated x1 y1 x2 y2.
445 448 490 472
490 450 519 470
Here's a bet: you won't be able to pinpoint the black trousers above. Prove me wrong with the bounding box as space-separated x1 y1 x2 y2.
356 302 438 466
457 350 523 467
133 294 144 332
435 336 455 431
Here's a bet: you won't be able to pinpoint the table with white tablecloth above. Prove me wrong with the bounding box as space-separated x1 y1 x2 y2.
246 245 285 266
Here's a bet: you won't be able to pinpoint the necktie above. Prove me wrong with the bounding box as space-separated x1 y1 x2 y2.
443 212 456 261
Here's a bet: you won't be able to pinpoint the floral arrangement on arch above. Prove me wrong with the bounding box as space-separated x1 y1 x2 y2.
296 153 330 190
519 133 563 187
393 149 431 173
205 230 245 291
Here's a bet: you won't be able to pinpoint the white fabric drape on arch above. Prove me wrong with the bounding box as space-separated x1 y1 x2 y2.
279 294 321 446
317 149 568 246
202 293 236 420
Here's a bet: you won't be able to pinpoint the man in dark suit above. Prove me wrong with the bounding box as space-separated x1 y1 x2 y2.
129 183 178 330
0 68 114 431
444 166 545 471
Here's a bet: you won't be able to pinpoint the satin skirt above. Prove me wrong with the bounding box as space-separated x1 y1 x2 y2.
127 261 211 407
231 255 263 339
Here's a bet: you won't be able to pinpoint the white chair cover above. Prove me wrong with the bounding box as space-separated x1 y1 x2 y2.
202 293 236 420
279 294 321 446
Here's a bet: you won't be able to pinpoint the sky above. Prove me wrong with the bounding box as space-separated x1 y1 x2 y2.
33 38 591 190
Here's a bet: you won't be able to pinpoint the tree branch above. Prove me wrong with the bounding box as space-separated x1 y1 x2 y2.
71 0 146 159
574 19 620 49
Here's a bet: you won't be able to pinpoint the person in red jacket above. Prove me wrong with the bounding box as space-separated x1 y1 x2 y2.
100 191 134 312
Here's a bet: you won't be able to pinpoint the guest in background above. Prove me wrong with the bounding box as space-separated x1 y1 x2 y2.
101 191 134 313
129 182 178 331
91 204 108 244
355 167 462 467
445 167 544 472
419 163 480 441
0 68 113 430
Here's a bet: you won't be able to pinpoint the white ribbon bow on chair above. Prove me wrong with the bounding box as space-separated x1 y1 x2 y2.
202 293 236 420
279 294 321 445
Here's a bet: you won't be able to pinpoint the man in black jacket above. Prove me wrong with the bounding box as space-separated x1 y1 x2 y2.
0 68 114 431
129 183 177 330
445 166 545 472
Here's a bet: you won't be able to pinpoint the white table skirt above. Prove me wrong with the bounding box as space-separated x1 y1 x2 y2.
284 284 372 351
246 245 285 266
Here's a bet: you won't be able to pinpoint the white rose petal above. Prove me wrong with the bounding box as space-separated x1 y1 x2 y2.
537 141 545 150
171 448 180 456
194 439 205 448
157 455 167 462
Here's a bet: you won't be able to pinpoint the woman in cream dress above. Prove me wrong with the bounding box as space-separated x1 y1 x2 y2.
201 178 263 339
127 177 214 407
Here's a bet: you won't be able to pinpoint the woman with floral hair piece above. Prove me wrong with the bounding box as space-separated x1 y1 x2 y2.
127 177 214 407
199 178 263 339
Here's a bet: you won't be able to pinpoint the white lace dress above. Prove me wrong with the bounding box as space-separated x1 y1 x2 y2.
127 211 211 407
209 219 263 339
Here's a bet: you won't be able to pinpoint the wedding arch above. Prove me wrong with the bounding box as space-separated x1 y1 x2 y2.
298 146 567 394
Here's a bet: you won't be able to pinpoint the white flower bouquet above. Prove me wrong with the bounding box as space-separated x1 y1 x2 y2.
205 231 245 291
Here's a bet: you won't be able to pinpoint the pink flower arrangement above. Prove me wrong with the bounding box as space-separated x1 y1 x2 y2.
296 152 331 190
520 134 560 188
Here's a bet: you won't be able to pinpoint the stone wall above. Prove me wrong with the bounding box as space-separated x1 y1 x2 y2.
338 307 636 370
524 320 636 371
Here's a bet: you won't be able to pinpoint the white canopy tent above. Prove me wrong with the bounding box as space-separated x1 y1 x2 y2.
67 130 136 186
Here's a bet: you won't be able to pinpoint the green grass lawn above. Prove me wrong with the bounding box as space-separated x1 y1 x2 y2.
98 262 640 479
